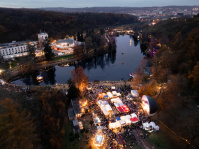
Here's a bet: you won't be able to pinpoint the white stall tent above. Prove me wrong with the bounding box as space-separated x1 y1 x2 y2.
130 113 138 118
112 91 117 96
114 102 119 107
111 86 116 90
131 90 139 97
126 115 131 119
154 125 159 131
142 122 159 131
98 100 112 116
119 120 126 125
120 116 127 122
111 98 124 106
107 92 113 98
105 104 113 112
117 93 121 96
126 119 131 124
109 121 121 129
100 105 109 116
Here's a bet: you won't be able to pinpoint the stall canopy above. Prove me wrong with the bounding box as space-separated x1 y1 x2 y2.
114 103 119 107
101 105 109 115
117 93 121 96
131 90 139 97
121 105 130 113
105 104 113 112
111 98 124 106
130 113 137 118
130 117 139 123
109 121 121 129
142 122 159 131
117 107 124 113
119 120 126 125
112 91 117 96
111 86 116 90
107 92 113 98
104 95 109 98
116 117 121 121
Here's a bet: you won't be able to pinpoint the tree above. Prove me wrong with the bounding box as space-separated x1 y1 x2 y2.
27 43 36 63
44 38 53 61
85 37 93 55
188 61 199 87
138 80 158 97
0 98 38 149
67 79 80 100
71 66 89 97
73 43 85 61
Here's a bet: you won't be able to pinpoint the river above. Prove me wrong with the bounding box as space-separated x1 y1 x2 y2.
11 35 145 86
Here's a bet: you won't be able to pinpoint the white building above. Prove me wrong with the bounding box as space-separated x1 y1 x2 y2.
0 41 37 60
51 38 83 56
38 32 48 40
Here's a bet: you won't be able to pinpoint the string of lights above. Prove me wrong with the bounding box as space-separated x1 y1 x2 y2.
159 120 197 149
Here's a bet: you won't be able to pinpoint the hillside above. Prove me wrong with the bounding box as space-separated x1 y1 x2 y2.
135 16 199 148
0 8 138 43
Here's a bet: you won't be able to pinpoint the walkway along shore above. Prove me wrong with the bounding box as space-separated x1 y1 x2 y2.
2 58 75 82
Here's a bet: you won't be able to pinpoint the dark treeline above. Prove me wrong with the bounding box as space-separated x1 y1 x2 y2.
134 15 199 148
0 8 138 43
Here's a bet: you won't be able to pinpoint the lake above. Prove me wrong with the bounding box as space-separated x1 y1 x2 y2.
11 35 145 86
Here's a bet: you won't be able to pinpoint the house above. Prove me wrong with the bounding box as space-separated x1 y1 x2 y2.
73 120 80 133
51 38 84 56
71 99 82 118
68 107 76 121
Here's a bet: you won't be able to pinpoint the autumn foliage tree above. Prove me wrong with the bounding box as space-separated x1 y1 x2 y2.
73 43 85 61
0 98 38 149
71 66 89 97
39 90 67 149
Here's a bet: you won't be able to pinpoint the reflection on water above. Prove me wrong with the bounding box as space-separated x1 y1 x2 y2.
78 50 116 71
12 35 145 86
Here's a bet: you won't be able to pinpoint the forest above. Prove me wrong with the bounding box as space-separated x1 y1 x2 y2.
0 8 138 43
132 15 199 148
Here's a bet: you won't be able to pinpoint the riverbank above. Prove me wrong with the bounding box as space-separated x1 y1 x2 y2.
1 56 75 82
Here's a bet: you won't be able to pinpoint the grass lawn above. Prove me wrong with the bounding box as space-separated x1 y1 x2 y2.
52 54 73 61
146 131 175 149
62 114 94 149
133 145 144 149
62 123 80 149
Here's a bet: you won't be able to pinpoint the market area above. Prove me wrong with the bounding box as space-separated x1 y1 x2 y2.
68 83 159 149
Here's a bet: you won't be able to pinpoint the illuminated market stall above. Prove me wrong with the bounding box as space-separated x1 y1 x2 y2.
93 132 104 147
98 100 113 116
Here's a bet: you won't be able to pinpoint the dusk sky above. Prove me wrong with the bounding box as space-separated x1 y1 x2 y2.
0 0 199 8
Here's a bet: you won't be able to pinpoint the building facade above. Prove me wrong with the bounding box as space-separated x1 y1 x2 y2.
38 32 48 41
0 41 37 60
51 38 83 56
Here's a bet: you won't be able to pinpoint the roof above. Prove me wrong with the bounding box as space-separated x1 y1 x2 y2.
0 41 37 49
117 107 124 113
143 95 158 115
130 117 139 123
68 108 76 120
71 99 81 115
116 117 121 121
55 38 74 44
73 120 79 126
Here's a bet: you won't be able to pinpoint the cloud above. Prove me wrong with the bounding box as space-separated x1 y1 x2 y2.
0 0 198 8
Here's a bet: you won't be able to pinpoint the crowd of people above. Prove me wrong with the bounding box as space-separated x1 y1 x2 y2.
83 83 151 148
